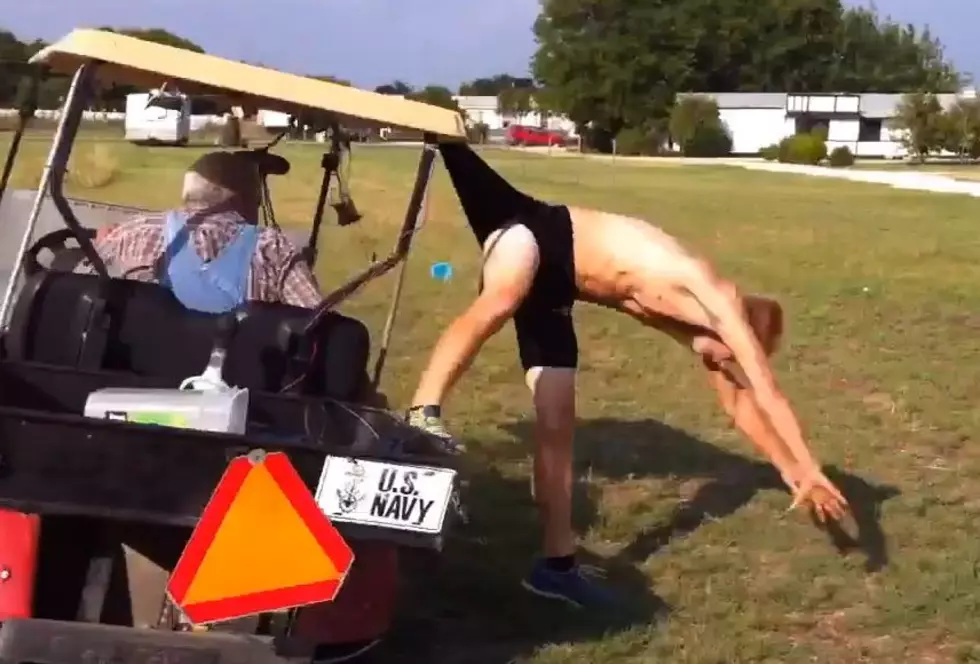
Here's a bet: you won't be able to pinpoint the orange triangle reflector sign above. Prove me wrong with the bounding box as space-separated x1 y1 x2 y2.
167 451 354 625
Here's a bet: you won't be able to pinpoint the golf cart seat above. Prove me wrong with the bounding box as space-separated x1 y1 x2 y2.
5 268 370 401
0 267 399 649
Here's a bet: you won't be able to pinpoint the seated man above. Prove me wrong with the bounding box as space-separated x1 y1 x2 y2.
83 150 321 311
83 151 398 660
406 143 849 608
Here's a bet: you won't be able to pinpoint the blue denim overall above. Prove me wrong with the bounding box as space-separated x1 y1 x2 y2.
160 211 259 314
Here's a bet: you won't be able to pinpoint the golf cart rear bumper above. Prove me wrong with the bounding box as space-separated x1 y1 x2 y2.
0 618 302 664
0 361 459 550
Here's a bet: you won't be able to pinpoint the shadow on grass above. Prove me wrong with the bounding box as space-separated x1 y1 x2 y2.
381 435 670 663
382 417 898 663
538 418 901 575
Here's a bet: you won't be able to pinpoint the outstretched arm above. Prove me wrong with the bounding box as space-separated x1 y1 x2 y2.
683 266 817 470
681 264 847 519
706 360 801 488
704 360 846 521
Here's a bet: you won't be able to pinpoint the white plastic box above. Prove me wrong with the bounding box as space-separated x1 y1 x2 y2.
84 387 249 435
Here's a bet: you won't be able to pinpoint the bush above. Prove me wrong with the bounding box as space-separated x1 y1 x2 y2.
760 144 779 160
941 98 980 159
219 115 242 147
670 96 720 145
614 126 662 156
67 144 120 190
828 145 855 167
810 124 829 142
680 124 732 157
777 137 794 162
893 92 945 162
467 122 489 144
669 95 732 157
578 126 615 153
777 132 828 165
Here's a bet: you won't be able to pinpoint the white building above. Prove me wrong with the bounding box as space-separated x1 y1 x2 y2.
683 91 977 158
452 95 577 135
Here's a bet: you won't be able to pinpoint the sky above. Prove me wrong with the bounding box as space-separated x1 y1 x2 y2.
2 0 974 89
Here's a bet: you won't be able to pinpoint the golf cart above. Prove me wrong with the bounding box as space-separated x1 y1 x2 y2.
0 29 467 663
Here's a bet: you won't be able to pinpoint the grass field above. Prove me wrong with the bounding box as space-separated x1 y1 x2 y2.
4 133 980 663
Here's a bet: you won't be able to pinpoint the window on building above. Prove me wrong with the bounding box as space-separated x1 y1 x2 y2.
795 115 829 136
858 118 883 142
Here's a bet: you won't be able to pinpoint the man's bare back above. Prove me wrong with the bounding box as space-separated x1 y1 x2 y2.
570 206 723 331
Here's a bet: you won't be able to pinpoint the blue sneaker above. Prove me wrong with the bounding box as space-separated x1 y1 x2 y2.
521 560 618 609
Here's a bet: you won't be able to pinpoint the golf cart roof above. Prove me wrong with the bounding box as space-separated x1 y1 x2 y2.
30 29 467 138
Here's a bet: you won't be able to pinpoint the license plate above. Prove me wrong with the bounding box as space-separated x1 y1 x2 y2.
314 456 457 534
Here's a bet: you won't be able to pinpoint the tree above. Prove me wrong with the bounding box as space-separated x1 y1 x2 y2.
409 85 460 112
106 27 205 53
0 26 208 110
497 86 533 120
668 95 732 157
458 74 531 96
892 92 946 162
941 98 980 160
0 30 31 105
832 8 960 92
533 86 560 119
313 75 352 86
533 0 694 135
0 31 53 105
0 31 71 110
89 27 206 110
374 80 413 96
669 95 721 145
531 0 961 150
690 0 846 93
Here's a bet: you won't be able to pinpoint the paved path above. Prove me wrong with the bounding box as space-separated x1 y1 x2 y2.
524 148 980 197
732 160 980 197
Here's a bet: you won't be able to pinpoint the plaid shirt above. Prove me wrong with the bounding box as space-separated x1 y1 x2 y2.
79 209 323 309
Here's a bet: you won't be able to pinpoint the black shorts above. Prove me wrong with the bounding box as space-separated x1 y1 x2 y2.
439 143 579 371
514 304 578 370
511 204 578 371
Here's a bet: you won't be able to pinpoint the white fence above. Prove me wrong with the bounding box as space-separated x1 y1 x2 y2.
736 160 980 197
0 108 229 130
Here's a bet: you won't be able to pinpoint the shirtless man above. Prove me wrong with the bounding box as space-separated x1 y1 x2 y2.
405 143 849 608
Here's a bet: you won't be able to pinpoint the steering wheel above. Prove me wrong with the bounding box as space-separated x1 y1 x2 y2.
23 227 98 276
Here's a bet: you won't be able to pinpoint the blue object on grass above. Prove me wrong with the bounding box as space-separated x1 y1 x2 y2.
430 262 453 281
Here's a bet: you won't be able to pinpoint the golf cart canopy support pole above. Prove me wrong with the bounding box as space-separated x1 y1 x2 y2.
0 70 41 206
302 141 438 343
0 62 107 329
371 139 438 388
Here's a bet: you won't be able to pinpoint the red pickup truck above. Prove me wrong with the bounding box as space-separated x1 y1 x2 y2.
505 124 567 146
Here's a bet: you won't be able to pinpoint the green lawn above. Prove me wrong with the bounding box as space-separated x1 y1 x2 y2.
4 132 980 662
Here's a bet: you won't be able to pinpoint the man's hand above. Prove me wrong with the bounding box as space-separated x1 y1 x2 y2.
787 466 849 522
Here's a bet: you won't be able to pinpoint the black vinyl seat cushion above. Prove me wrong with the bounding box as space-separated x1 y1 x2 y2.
4 271 370 401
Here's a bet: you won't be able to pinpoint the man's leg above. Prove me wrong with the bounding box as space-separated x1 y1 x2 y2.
407 224 540 447
512 315 616 608
527 366 577 560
